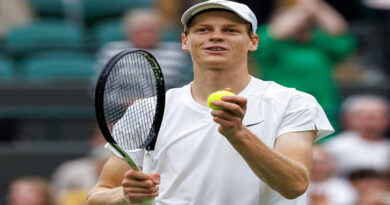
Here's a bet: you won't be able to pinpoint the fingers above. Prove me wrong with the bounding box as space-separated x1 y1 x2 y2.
122 170 160 202
210 95 247 117
210 92 247 135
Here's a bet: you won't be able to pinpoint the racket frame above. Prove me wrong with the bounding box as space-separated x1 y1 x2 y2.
95 49 165 169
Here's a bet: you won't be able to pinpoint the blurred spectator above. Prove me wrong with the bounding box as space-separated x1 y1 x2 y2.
349 169 390 205
51 125 109 205
96 8 192 90
0 0 34 38
324 95 390 176
253 0 356 113
308 145 357 205
7 176 53 205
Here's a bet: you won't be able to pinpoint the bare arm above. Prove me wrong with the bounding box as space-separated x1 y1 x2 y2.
301 0 348 35
86 154 131 205
268 5 312 39
86 154 159 205
211 91 315 199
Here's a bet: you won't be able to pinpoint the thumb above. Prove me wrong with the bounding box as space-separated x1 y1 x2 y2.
150 173 160 184
224 88 234 93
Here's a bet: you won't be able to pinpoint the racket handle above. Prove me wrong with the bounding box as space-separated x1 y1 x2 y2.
141 151 155 205
142 150 153 174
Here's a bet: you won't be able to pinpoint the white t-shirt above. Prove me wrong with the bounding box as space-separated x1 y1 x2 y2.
324 131 390 176
308 178 358 205
107 76 334 205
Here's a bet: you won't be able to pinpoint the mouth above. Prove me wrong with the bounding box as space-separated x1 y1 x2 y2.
204 46 228 53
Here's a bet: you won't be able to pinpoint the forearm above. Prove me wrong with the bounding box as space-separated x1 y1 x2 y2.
86 186 132 205
311 1 348 35
226 128 310 199
269 6 311 39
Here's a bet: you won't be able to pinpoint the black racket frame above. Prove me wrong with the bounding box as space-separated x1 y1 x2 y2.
95 49 165 152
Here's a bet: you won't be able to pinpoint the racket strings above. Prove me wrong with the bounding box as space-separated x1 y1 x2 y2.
103 52 157 150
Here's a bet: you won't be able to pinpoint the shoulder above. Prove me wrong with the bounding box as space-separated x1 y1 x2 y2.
98 41 132 53
259 80 318 109
165 84 190 106
159 42 182 49
323 131 359 150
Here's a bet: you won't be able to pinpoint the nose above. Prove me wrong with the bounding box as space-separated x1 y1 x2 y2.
209 30 223 42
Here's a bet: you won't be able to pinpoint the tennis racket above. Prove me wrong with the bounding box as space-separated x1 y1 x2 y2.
95 49 165 205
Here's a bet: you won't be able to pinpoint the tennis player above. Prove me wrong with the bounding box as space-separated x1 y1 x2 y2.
86 1 334 204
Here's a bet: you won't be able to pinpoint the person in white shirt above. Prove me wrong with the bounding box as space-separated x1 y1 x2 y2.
324 95 390 177
95 8 192 90
308 145 357 205
86 1 334 204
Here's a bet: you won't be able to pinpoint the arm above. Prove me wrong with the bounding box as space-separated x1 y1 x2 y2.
301 0 348 35
86 154 130 205
268 5 312 39
210 91 315 199
86 154 160 205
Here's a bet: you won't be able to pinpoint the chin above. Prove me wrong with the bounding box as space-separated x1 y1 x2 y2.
201 61 229 70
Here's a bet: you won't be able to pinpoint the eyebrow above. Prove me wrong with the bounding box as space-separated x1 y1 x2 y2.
192 23 243 28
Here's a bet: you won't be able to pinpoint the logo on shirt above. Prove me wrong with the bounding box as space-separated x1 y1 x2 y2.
245 120 264 127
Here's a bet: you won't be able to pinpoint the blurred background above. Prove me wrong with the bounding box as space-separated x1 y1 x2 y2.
0 0 389 205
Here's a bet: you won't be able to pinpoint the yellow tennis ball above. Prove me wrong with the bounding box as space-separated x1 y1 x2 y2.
207 90 236 110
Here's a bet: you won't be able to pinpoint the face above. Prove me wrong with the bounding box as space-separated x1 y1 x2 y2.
182 10 258 70
346 101 389 139
128 17 161 49
310 146 335 182
8 181 48 205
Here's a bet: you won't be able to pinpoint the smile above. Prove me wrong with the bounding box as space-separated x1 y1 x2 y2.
204 46 228 53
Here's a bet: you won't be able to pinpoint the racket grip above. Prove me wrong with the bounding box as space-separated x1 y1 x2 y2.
142 150 153 174
141 151 155 205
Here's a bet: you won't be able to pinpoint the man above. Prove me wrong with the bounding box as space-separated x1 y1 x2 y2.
86 1 334 204
96 8 192 90
324 95 390 176
308 145 357 205
7 176 53 205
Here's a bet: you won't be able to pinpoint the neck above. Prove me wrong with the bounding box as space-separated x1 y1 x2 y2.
190 63 251 107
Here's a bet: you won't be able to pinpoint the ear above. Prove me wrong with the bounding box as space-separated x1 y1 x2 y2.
182 33 190 53
248 33 259 52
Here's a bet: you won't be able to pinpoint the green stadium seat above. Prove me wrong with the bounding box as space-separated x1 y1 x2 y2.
90 18 125 49
162 27 182 42
28 0 65 17
82 0 154 25
0 56 14 81
90 18 181 49
3 20 85 57
22 51 95 81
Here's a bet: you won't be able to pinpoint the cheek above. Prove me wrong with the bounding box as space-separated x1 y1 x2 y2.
186 39 201 54
233 41 250 56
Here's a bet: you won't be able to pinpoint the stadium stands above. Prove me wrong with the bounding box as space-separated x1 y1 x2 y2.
3 20 85 57
90 18 125 50
28 0 65 17
0 55 14 81
22 51 95 81
82 0 154 25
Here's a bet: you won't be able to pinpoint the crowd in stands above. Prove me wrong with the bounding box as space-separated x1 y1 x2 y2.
1 0 389 204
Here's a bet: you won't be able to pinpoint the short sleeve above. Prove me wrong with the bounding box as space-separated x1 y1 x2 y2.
276 92 335 141
104 143 145 166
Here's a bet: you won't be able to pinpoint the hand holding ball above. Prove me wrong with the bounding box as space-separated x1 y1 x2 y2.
207 90 236 110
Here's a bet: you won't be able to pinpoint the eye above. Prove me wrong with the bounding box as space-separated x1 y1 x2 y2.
224 28 239 33
195 27 208 33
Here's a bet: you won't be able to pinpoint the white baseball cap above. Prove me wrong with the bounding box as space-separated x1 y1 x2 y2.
181 0 257 34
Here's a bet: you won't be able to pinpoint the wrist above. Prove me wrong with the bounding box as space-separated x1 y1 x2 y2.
121 187 133 205
226 126 251 144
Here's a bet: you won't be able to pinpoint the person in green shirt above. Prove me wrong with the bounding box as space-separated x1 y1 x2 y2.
253 0 356 133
